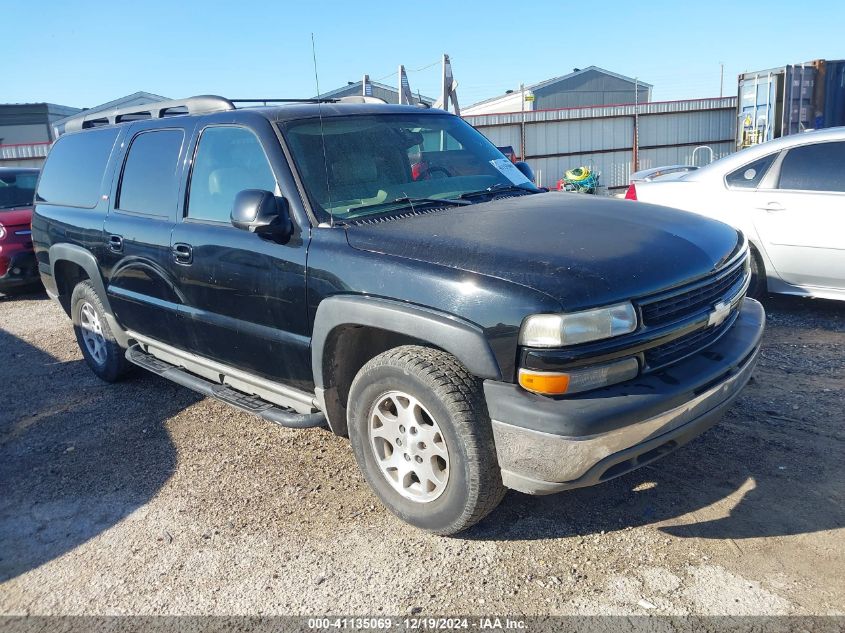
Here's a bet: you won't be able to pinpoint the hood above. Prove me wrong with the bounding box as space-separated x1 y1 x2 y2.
345 193 742 311
0 207 33 228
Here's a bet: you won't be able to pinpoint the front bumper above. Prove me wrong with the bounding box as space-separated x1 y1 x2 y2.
0 250 40 290
485 298 765 495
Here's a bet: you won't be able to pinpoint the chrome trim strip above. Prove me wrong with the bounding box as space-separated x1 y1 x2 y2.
126 330 319 414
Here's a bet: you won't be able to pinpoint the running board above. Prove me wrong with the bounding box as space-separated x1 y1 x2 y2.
126 345 327 429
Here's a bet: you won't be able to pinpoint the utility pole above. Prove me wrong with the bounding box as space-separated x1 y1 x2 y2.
719 62 725 98
520 82 526 161
633 77 639 172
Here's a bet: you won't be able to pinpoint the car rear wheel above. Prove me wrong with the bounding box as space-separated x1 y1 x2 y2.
748 247 767 299
347 346 506 535
71 281 131 382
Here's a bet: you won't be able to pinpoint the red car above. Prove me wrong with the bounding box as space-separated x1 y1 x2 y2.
0 167 41 293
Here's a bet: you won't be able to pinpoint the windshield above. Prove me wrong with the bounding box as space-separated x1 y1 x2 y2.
281 113 539 222
0 170 38 210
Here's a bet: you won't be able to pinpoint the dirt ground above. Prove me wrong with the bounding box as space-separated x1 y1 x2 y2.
0 288 843 617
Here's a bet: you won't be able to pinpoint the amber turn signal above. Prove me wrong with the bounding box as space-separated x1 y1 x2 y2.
518 370 571 395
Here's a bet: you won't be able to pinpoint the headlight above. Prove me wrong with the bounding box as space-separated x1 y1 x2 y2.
519 302 638 347
0 224 6 241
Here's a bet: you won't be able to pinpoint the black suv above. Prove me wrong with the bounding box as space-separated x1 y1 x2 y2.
31 95 765 534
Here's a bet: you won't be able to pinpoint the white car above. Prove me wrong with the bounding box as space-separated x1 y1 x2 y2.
626 128 845 301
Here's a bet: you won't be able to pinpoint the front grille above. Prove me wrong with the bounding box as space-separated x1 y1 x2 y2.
644 315 736 368
639 256 747 327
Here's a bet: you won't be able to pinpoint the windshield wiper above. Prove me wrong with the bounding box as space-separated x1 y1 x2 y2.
345 196 470 217
459 183 536 199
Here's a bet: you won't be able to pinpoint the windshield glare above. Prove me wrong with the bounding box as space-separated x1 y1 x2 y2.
282 113 538 221
0 171 38 210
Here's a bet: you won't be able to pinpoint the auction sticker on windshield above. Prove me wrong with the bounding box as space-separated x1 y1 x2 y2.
490 158 531 185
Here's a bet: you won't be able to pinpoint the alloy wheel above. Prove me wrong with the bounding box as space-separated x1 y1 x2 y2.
367 390 450 503
79 302 107 366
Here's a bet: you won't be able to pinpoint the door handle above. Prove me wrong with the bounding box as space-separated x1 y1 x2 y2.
759 202 785 212
108 234 123 252
172 243 193 265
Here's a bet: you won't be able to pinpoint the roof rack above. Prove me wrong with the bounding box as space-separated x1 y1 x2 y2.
62 93 394 133
230 98 338 106
63 95 235 132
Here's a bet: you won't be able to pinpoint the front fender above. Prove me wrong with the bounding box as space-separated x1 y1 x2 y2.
311 295 503 389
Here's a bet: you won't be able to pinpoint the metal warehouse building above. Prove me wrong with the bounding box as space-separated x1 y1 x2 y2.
464 66 652 115
0 103 80 167
464 97 737 190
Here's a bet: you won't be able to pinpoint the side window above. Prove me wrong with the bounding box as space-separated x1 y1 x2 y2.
725 153 777 189
36 128 120 208
117 129 184 216
187 126 276 223
778 141 845 192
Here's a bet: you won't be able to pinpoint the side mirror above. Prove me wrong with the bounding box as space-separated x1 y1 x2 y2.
231 190 292 240
514 161 535 183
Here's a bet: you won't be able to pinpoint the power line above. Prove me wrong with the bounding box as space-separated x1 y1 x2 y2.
373 59 441 82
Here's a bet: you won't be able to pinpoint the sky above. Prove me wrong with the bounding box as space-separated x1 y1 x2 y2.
4 0 844 109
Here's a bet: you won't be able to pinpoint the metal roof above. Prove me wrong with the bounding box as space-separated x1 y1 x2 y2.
52 91 170 128
466 66 653 109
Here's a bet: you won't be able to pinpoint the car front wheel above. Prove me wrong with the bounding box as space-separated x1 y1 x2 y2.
347 346 506 535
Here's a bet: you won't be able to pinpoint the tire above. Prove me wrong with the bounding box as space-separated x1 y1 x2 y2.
747 247 767 300
347 345 506 535
71 281 131 382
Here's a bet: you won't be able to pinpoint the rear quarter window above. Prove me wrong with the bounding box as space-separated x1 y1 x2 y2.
36 128 120 208
725 153 777 189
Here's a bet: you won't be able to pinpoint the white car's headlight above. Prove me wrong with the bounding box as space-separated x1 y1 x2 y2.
519 302 638 347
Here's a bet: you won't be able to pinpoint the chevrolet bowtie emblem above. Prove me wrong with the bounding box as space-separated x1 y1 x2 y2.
707 300 731 327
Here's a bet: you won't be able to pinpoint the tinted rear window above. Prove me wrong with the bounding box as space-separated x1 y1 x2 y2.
117 129 184 216
778 141 845 192
36 128 119 208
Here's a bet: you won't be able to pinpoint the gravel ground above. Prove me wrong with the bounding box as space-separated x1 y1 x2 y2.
0 288 843 617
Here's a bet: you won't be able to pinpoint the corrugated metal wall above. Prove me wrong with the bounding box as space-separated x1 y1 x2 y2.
533 69 650 109
465 98 737 189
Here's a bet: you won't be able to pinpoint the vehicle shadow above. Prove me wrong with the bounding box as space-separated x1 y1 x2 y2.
0 285 48 303
467 294 845 541
0 329 201 582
